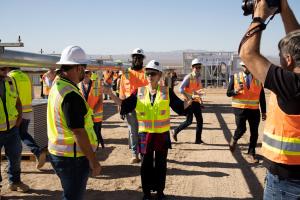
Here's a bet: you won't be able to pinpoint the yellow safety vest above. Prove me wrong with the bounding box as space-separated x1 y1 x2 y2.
136 85 170 133
9 70 33 113
0 78 18 131
47 78 98 157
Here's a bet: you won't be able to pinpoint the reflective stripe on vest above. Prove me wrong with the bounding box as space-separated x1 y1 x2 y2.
8 70 33 113
262 93 300 165
47 78 98 157
0 78 18 131
232 72 261 109
136 85 170 133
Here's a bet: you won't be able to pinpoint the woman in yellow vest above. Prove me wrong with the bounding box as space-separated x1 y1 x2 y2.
104 60 191 200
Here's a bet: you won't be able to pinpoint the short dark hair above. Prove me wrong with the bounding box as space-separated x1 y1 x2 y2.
278 29 300 67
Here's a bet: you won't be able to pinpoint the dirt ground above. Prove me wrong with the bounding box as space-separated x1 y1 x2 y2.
1 88 268 200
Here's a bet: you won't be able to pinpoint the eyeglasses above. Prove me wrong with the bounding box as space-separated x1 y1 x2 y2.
145 71 159 77
193 66 201 69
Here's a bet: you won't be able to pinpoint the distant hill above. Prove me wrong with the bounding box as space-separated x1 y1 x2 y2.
90 50 280 67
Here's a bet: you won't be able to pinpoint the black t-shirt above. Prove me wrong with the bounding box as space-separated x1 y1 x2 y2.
61 78 87 129
263 64 300 179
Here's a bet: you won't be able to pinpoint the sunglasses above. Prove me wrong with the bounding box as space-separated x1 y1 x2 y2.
145 71 159 77
193 66 201 69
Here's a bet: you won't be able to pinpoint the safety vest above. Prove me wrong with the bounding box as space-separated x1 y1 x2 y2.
232 72 262 109
136 86 170 133
119 67 148 98
183 73 203 102
0 77 18 131
79 79 103 122
47 78 98 157
262 92 300 165
42 73 51 96
9 70 32 113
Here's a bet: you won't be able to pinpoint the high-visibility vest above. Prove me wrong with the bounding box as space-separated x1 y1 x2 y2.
79 79 103 122
42 73 51 96
47 78 98 157
136 85 170 133
119 67 148 98
262 92 300 165
183 73 203 102
9 70 33 113
232 72 262 109
0 77 18 131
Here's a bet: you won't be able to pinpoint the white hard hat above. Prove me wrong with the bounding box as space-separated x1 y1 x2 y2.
56 45 89 65
131 48 145 57
240 61 246 66
191 58 202 67
145 60 163 72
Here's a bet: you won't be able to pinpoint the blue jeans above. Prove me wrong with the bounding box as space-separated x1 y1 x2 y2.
19 118 41 157
264 170 300 200
0 126 22 184
49 154 90 200
125 111 139 156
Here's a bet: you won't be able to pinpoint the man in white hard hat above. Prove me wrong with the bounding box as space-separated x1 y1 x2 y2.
47 45 101 200
227 61 266 163
119 48 148 164
171 58 205 144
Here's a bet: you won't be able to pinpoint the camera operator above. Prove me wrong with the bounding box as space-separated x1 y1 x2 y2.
239 0 300 199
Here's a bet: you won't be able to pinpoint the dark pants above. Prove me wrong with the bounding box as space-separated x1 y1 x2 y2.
93 122 104 148
0 127 22 184
233 108 260 155
174 101 203 143
141 150 168 195
49 154 90 200
19 118 41 157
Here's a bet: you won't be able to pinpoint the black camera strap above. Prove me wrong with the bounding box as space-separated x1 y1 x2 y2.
238 12 277 54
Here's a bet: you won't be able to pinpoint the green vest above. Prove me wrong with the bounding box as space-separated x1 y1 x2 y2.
47 78 97 157
0 78 18 131
136 85 170 133
9 70 33 113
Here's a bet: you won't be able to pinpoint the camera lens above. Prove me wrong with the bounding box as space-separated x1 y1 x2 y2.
242 0 255 16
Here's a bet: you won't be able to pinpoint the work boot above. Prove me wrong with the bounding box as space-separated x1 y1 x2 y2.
130 155 141 164
195 139 204 144
229 139 237 152
170 130 177 142
8 182 30 192
36 149 47 169
156 192 166 200
246 154 259 164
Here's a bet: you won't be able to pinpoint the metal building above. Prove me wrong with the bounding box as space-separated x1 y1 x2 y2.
183 51 236 87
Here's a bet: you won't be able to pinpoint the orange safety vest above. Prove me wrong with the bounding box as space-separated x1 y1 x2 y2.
232 72 262 109
183 73 203 102
262 93 300 165
119 67 148 99
79 79 103 122
104 71 113 85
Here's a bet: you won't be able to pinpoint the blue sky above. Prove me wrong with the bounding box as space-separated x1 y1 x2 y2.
1 0 300 56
